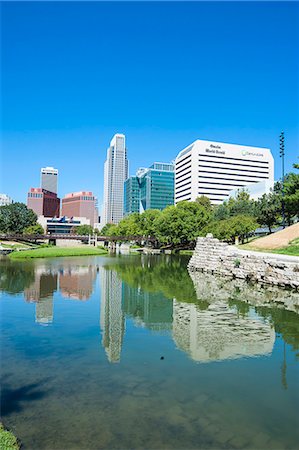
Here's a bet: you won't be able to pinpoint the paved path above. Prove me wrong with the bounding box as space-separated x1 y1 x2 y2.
235 247 299 264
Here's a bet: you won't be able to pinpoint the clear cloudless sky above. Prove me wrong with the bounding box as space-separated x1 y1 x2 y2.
1 1 299 213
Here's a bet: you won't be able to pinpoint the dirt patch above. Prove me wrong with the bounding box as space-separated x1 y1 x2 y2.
248 223 299 249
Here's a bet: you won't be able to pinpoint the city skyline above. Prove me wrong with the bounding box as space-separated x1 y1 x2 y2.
1 2 298 207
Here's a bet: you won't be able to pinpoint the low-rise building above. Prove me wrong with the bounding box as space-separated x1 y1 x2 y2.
0 194 13 206
38 216 90 234
27 188 60 217
61 191 98 226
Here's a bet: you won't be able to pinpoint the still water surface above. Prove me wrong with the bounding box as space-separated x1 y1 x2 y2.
1 255 299 450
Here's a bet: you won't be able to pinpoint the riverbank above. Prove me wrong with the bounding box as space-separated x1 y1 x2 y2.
9 246 108 259
189 236 299 290
0 423 20 450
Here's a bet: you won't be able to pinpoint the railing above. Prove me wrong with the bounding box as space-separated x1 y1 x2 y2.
0 234 157 242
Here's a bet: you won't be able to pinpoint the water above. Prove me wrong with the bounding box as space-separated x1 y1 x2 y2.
1 254 298 450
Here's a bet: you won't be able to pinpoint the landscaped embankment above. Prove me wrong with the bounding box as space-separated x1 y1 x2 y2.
9 246 108 259
188 236 299 290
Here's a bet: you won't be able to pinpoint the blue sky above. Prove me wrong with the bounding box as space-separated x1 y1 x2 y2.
1 1 298 210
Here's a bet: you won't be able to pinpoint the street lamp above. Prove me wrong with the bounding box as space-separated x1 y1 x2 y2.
279 131 285 229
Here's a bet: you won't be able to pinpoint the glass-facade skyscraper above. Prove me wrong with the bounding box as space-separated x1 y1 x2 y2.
102 134 128 226
124 162 174 215
124 176 140 216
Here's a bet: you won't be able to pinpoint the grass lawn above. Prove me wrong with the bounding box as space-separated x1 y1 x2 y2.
179 250 194 255
0 241 33 249
238 238 299 257
0 423 20 450
9 246 108 259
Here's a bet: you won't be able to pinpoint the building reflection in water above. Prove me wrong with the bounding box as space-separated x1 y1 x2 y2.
19 258 294 364
99 268 125 363
23 263 97 325
122 284 173 332
24 266 57 326
99 259 282 364
173 300 275 362
59 265 97 301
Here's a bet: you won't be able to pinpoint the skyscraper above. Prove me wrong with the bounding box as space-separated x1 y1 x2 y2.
102 134 128 226
138 162 174 212
124 176 140 216
41 167 58 194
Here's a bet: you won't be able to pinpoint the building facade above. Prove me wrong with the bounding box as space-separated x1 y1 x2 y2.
27 188 60 217
61 191 98 226
40 167 58 194
175 140 274 205
102 134 128 226
124 162 174 215
124 176 140 216
138 162 174 212
0 194 13 206
228 179 274 200
38 216 90 234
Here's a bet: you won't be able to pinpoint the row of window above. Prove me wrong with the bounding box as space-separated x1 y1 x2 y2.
176 164 191 177
28 193 43 198
198 164 269 175
198 170 268 181
197 157 269 170
176 185 191 196
175 153 192 170
198 191 228 197
197 153 269 165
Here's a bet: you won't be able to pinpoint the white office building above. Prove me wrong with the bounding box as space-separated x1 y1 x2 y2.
228 179 274 200
175 140 274 205
102 134 128 226
40 166 58 194
0 193 13 206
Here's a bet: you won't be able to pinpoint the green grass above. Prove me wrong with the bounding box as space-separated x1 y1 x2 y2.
0 424 20 450
0 241 32 249
179 250 194 255
9 246 108 259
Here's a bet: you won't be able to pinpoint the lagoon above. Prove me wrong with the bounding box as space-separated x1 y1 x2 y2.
1 255 299 449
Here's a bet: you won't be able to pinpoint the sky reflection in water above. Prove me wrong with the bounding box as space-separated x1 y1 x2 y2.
1 255 299 450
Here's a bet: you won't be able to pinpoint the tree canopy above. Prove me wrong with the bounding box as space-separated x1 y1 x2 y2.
0 203 38 234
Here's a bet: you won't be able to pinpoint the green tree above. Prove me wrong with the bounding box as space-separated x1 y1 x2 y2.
255 192 281 233
275 169 299 225
23 224 44 235
155 201 210 247
100 223 115 235
195 195 213 213
138 209 161 237
0 203 37 234
74 225 94 235
201 215 258 243
213 189 255 221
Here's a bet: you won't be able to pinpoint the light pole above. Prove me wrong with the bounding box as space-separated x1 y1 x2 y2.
279 131 285 229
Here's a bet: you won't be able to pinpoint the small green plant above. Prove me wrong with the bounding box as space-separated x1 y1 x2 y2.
0 423 20 450
234 258 241 268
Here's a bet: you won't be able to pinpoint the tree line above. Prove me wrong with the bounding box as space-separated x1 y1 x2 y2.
0 161 298 245
101 162 299 248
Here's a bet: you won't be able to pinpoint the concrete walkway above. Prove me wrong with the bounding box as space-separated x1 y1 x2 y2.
235 247 299 264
